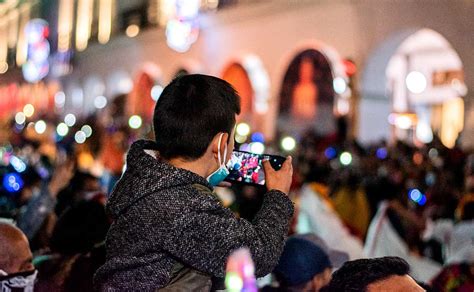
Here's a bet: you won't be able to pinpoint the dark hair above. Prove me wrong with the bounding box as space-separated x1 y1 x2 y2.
50 201 109 255
153 74 241 160
322 257 410 292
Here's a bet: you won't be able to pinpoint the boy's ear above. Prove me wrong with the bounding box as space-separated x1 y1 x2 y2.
211 132 229 158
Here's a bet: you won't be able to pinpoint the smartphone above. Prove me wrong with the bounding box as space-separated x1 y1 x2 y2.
225 150 286 186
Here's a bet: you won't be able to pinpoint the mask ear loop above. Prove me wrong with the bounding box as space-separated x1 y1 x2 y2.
217 133 223 165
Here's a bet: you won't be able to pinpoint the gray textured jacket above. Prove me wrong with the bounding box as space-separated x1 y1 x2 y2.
94 140 294 291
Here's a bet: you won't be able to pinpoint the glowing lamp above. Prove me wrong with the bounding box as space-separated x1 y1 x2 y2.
406 71 427 94
281 136 296 152
340 152 352 166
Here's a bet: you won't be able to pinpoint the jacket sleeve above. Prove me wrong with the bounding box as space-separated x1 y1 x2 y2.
161 190 294 278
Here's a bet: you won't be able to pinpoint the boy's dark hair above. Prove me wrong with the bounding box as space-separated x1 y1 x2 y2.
322 257 410 292
153 74 241 160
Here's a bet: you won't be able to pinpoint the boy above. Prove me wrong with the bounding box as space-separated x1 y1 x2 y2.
94 74 294 291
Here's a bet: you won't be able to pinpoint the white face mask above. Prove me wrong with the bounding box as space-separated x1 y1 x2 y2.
206 133 230 186
0 269 37 292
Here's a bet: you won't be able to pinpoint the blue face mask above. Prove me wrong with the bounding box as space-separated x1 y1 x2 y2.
207 133 230 186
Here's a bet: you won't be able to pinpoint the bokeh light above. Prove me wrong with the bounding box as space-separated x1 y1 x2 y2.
281 136 296 152
81 125 93 137
64 113 77 127
56 123 69 136
75 131 87 144
151 85 164 101
406 71 427 94
128 115 142 129
236 123 250 136
23 104 35 117
34 120 47 134
3 173 24 193
249 142 265 154
94 95 107 109
340 152 352 166
15 112 26 125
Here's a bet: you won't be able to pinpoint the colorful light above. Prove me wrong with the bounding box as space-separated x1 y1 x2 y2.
340 152 352 166
15 112 26 125
235 134 247 144
225 272 243 292
55 91 66 107
151 85 164 101
333 77 347 94
81 125 93 137
74 130 86 144
125 24 139 38
3 173 24 193
409 189 422 202
98 0 112 44
324 147 337 159
10 156 27 173
56 122 69 136
406 71 427 94
0 62 8 74
23 104 35 117
34 120 47 134
376 147 388 159
236 123 250 136
94 95 107 109
128 115 142 129
281 136 296 152
22 19 50 83
75 0 93 51
64 113 76 127
249 142 265 154
251 132 264 143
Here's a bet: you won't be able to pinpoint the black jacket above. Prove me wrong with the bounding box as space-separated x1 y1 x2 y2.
94 140 294 291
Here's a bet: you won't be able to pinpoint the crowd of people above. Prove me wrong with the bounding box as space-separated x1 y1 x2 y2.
0 74 473 291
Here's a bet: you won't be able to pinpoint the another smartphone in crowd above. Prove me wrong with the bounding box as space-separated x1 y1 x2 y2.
225 150 286 186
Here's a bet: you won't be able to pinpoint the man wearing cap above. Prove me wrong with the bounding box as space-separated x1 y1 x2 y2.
263 234 348 292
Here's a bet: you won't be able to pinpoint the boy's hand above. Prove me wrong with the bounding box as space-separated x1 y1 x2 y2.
263 156 293 195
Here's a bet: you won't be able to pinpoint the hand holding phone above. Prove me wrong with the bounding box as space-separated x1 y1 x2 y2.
225 151 291 193
263 156 293 194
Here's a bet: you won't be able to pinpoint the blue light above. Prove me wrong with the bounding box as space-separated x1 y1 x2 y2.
418 195 427 206
409 189 422 202
251 132 265 143
3 173 24 193
376 148 388 160
324 147 337 159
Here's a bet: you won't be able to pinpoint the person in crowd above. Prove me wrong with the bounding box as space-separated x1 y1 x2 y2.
263 234 347 292
430 261 474 292
34 200 109 292
0 222 37 291
94 74 294 291
16 160 75 248
295 166 365 260
321 256 426 292
330 170 371 240
424 197 474 265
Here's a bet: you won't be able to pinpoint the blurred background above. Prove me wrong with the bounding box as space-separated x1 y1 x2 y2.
0 0 473 291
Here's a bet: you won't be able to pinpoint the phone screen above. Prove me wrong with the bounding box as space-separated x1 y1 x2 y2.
225 150 285 185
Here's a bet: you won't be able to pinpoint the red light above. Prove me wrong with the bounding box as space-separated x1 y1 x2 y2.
344 59 357 76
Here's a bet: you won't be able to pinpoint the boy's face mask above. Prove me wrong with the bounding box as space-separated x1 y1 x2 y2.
0 269 37 292
207 133 230 186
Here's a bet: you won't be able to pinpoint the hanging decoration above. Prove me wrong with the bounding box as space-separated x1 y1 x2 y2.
165 0 200 53
22 19 50 83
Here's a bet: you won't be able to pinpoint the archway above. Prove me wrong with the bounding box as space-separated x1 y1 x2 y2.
361 28 467 148
128 62 163 122
220 54 270 136
278 47 347 136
